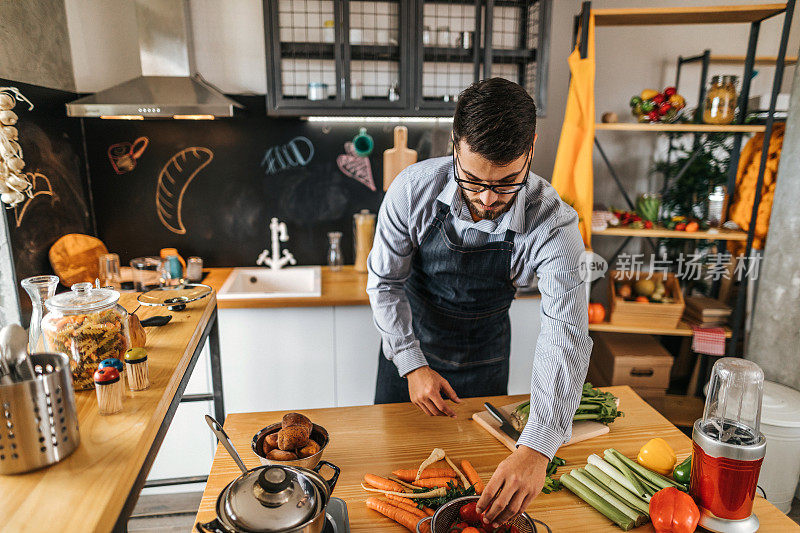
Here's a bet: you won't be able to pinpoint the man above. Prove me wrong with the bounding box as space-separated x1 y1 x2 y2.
367 78 591 528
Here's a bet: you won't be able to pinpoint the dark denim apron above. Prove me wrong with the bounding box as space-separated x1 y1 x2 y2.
375 200 517 404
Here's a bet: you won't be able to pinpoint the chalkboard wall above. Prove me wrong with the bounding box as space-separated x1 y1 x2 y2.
1 79 93 324
84 97 448 267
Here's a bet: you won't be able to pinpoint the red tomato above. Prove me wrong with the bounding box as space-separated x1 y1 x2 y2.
644 220 654 229
462 528 482 533
652 93 665 104
636 296 650 303
459 502 483 525
675 222 687 231
588 302 606 324
664 86 677 97
647 110 660 122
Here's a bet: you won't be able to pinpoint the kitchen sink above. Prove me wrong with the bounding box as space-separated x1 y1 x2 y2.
217 266 322 299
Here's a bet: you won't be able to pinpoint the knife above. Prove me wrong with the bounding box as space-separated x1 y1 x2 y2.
484 402 521 440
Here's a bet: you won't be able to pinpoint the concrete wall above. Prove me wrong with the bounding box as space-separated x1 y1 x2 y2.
746 56 800 389
0 0 75 91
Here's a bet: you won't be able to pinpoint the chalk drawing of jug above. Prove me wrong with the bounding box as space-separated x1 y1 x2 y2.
108 136 149 174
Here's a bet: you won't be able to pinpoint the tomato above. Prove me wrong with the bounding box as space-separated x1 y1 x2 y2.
685 221 699 232
462 528 482 533
636 296 650 303
459 502 483 525
647 111 660 122
588 303 606 324
644 220 654 229
675 222 687 231
658 102 672 115
664 86 677 97
652 93 665 104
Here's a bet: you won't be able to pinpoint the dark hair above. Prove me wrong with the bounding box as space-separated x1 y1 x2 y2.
453 78 536 165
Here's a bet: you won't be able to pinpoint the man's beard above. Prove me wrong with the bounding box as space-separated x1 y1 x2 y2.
463 191 514 221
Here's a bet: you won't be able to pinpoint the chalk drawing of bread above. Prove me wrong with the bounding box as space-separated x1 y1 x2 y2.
156 147 213 235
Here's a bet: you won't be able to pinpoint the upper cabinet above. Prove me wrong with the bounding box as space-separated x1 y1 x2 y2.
264 0 550 117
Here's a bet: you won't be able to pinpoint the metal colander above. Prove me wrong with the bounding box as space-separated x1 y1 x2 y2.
416 496 550 533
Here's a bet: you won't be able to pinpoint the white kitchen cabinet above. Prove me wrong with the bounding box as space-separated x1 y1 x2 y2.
218 307 336 414
334 306 380 407
509 297 542 395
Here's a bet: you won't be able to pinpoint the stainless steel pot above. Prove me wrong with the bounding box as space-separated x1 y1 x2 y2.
197 416 340 533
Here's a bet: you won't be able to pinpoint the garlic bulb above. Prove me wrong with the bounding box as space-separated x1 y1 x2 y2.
0 110 18 126
0 93 14 110
1 191 24 206
0 87 32 206
1 126 17 140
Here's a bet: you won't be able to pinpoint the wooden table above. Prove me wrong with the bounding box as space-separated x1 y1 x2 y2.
196 386 798 532
0 292 220 532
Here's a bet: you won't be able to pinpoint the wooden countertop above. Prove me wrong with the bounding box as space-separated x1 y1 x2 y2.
0 292 217 532
195 387 797 532
204 266 540 309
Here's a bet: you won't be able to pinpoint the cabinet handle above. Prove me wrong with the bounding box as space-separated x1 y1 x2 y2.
630 368 654 377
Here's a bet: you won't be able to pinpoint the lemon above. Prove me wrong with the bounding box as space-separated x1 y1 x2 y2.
640 89 659 100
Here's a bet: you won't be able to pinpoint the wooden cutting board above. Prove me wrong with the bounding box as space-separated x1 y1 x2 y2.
472 400 611 451
383 125 417 191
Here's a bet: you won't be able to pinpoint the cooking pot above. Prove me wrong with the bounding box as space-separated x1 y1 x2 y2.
197 415 340 533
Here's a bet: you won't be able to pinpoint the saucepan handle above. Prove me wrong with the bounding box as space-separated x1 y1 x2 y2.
416 516 433 533
313 460 341 493
195 519 227 533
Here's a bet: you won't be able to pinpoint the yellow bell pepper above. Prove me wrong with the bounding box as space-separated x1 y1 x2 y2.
637 438 677 476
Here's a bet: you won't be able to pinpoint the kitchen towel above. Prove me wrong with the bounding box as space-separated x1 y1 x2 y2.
551 12 595 247
691 326 726 356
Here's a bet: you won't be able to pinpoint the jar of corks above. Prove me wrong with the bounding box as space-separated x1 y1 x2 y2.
353 209 376 273
94 367 123 415
125 347 150 391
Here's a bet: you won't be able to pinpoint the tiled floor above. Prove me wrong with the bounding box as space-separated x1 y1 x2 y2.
129 491 800 531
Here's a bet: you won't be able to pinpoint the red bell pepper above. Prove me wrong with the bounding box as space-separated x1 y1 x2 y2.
649 487 700 533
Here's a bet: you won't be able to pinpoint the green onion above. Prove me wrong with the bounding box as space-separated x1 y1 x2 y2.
607 449 687 492
562 473 635 531
604 450 648 499
585 464 651 516
572 469 648 527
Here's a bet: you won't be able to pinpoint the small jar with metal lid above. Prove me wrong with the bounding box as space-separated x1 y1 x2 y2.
703 75 739 125
42 282 131 390
124 347 150 391
94 367 123 415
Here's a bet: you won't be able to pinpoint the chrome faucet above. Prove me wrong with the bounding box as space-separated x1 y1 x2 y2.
256 218 297 270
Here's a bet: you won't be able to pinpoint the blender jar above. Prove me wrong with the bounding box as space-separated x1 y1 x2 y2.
42 282 131 390
691 358 766 529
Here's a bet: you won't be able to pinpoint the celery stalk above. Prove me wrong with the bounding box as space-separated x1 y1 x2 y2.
604 450 648 499
608 449 687 491
587 454 649 502
561 473 635 531
572 469 648 527
585 464 651 516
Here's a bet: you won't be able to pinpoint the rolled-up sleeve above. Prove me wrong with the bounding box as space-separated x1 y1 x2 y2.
367 172 428 377
516 206 592 459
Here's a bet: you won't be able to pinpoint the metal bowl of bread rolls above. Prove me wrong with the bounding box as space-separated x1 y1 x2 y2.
252 413 329 469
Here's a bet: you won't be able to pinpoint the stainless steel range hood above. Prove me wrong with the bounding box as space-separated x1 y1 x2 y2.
66 0 242 119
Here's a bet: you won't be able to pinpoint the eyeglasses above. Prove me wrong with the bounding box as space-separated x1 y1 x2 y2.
452 148 531 195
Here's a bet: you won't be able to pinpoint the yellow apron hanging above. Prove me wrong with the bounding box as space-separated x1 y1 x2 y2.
551 13 595 247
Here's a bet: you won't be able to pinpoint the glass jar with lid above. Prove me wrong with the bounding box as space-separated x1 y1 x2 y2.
42 282 131 390
703 75 738 124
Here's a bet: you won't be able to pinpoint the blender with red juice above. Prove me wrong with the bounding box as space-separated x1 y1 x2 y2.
691 358 766 533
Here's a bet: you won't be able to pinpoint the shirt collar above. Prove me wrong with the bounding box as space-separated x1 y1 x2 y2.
436 166 528 235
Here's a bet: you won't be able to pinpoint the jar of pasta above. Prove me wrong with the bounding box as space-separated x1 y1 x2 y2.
42 282 131 390
703 75 738 124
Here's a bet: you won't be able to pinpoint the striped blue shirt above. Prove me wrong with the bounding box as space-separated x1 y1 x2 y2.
366 156 592 459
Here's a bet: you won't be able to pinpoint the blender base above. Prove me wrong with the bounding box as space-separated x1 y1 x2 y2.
699 509 759 533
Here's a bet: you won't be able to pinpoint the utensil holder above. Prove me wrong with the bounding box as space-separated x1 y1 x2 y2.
0 353 80 474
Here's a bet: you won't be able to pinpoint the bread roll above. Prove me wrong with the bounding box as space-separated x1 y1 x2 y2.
265 432 279 449
278 425 310 451
298 440 321 458
268 449 298 461
282 413 312 438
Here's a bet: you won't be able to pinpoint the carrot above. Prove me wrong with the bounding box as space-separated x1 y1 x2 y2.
422 506 435 516
361 483 446 499
364 473 406 493
386 494 417 506
381 498 427 519
461 460 484 494
366 497 427 532
411 477 457 488
392 468 457 482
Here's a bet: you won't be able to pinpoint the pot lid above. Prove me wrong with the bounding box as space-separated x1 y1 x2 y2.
45 282 120 314
136 284 212 307
222 465 320 531
761 381 800 428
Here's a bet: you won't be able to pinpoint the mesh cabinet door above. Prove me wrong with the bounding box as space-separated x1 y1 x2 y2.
341 0 411 110
265 0 345 114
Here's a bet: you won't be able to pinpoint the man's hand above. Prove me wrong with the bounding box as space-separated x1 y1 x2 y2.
476 445 548 528
406 366 461 417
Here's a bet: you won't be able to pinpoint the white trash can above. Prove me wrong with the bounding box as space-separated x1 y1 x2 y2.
758 381 800 514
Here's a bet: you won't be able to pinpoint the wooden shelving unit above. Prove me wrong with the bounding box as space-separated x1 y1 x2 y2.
709 54 797 65
592 4 786 26
589 320 732 338
593 226 748 241
595 122 766 133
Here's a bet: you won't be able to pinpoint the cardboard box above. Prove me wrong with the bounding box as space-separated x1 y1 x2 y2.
589 332 674 391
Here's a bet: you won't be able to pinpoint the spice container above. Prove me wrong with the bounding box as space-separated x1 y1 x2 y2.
327 232 343 272
99 357 124 374
125 347 150 391
42 282 130 390
703 75 738 124
707 185 728 228
94 366 123 415
353 210 376 273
